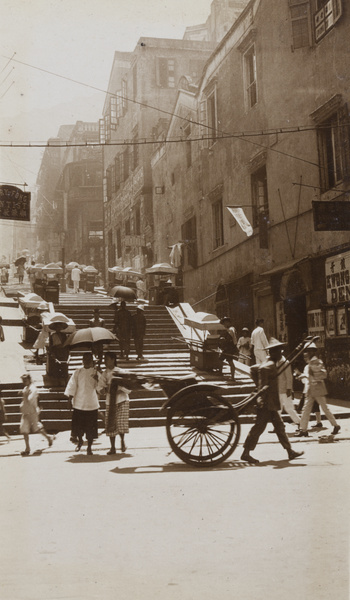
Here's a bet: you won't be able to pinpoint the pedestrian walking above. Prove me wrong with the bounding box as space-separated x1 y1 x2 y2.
241 339 304 464
114 300 132 360
250 318 269 364
132 305 146 359
89 308 106 367
136 277 146 300
237 327 252 365
97 351 130 454
17 263 25 284
276 350 301 430
19 374 54 456
0 388 11 441
294 343 340 437
295 366 323 429
0 316 5 342
65 353 100 455
71 266 81 294
218 316 237 381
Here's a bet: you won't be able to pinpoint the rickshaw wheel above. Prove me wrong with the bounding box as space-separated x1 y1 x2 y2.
166 389 240 467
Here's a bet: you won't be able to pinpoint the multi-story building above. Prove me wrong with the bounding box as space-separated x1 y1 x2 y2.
36 121 103 271
151 0 350 396
35 125 73 263
101 37 215 278
184 0 249 42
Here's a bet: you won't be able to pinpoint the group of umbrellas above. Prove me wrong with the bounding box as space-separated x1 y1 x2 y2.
109 262 177 301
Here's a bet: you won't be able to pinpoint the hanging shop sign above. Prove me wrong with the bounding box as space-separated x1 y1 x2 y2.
276 300 288 344
312 200 350 231
0 185 30 221
307 309 325 346
325 250 350 304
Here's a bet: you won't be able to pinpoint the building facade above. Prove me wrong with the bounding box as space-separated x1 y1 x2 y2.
151 0 350 395
101 38 215 280
36 121 103 271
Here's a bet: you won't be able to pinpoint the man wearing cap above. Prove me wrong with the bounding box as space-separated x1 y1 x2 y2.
241 339 304 464
132 305 147 360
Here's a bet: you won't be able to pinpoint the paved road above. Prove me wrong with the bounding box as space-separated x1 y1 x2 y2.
0 423 349 600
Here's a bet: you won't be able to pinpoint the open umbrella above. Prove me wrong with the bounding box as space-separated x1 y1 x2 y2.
83 265 98 273
145 262 178 274
66 262 79 271
64 327 116 347
42 263 63 276
110 285 137 301
108 266 123 274
122 266 143 278
15 256 27 266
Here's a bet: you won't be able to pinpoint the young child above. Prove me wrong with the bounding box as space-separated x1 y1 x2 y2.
19 374 54 455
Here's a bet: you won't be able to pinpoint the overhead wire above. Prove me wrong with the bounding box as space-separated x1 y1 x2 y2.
0 54 347 177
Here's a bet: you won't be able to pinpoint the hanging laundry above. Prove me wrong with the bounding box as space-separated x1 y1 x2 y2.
169 243 183 267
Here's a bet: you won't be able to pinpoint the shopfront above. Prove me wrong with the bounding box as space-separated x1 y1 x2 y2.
322 250 350 399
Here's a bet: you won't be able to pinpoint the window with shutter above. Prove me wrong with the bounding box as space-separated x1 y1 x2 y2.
289 0 311 49
251 165 269 248
116 93 123 119
199 99 208 149
207 89 218 147
314 0 343 43
99 118 106 144
244 45 257 109
316 104 350 191
110 97 118 130
156 58 176 88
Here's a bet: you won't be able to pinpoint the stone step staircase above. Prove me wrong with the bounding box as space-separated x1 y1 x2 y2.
1 293 256 434
1 374 256 435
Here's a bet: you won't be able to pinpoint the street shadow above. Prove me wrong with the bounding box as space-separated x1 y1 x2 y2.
257 459 307 469
110 459 249 474
65 451 130 464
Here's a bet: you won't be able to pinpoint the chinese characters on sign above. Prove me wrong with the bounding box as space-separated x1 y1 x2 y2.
307 309 325 346
325 250 350 304
276 300 288 344
0 185 30 221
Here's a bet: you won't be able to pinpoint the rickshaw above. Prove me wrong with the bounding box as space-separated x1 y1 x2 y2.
110 335 319 467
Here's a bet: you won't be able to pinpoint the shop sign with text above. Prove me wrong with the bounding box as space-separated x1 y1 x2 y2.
325 250 350 304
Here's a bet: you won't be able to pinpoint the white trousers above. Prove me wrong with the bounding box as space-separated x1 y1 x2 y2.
279 393 300 425
300 394 337 431
254 349 268 364
73 280 79 293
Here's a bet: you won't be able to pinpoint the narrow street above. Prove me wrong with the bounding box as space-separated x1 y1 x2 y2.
1 425 349 600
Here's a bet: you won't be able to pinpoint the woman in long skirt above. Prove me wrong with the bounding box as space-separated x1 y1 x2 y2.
97 352 130 455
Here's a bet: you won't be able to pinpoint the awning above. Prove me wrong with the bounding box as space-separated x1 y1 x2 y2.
260 256 309 277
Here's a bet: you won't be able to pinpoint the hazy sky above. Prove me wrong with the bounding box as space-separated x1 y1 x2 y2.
0 0 213 189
